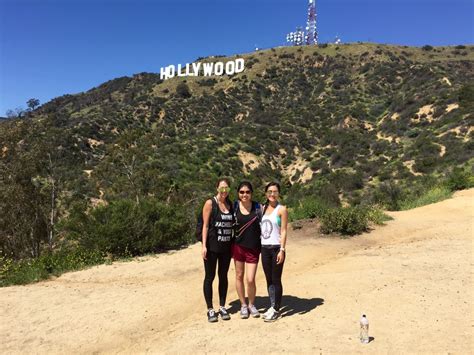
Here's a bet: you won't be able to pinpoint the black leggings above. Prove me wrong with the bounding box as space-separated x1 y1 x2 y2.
261 247 284 311
203 250 232 309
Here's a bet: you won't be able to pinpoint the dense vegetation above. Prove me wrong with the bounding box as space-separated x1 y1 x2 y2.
1 43 473 285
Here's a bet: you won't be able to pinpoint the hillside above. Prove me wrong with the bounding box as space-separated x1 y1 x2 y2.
1 43 473 259
1 189 472 353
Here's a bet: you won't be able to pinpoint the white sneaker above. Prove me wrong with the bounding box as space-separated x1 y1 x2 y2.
262 307 275 320
240 305 249 319
248 304 260 318
264 309 280 322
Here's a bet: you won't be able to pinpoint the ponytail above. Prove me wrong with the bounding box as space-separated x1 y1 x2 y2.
263 199 270 215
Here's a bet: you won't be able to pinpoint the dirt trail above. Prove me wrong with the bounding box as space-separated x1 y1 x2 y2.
1 189 473 354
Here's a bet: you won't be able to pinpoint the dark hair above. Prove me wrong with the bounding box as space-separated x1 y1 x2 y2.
237 181 254 202
265 181 280 193
215 177 231 188
237 180 253 193
263 181 281 214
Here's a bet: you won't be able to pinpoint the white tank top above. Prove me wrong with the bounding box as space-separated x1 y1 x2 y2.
260 205 281 245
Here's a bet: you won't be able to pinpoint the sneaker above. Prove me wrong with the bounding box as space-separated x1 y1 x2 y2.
264 309 280 322
248 304 260 318
207 309 218 323
262 307 275 320
219 306 231 321
240 305 249 319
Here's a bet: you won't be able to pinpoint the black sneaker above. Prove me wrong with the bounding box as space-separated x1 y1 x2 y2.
219 306 231 320
263 309 280 322
207 309 218 323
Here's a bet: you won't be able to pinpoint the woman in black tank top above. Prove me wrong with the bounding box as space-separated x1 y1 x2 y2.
201 178 234 323
232 181 262 319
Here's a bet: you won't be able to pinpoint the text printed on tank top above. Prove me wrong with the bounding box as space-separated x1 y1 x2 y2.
217 213 233 242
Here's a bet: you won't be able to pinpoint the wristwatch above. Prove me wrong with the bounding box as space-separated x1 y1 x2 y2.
280 247 285 252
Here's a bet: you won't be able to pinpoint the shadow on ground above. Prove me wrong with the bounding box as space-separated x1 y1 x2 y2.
228 295 324 317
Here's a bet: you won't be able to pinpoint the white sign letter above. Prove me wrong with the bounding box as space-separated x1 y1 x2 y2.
225 61 235 75
192 62 201 76
214 62 224 76
235 58 245 73
203 63 214 76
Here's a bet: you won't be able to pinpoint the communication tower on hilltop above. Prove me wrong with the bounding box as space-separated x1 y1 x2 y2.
305 0 318 45
286 27 305 46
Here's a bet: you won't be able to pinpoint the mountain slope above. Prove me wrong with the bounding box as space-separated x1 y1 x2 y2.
1 43 473 257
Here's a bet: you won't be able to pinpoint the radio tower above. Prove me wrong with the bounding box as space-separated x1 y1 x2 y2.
305 0 318 45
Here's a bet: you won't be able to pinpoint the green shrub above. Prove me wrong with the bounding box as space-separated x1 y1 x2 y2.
63 198 193 257
176 82 192 98
0 248 104 287
365 206 393 225
445 167 474 191
320 206 369 236
289 196 328 221
374 180 405 210
399 186 452 210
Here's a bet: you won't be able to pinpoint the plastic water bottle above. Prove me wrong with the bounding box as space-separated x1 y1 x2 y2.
360 314 369 344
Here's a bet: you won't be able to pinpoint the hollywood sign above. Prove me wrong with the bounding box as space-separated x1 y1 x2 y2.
160 58 245 80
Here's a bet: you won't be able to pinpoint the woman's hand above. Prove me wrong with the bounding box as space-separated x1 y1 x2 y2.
202 246 207 260
276 250 285 264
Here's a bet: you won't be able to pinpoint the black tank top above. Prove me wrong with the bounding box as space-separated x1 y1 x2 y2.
207 199 234 253
235 202 261 250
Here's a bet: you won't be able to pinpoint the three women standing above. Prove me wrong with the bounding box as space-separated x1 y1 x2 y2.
201 179 287 322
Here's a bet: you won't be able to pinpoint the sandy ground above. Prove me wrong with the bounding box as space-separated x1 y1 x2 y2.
1 189 473 354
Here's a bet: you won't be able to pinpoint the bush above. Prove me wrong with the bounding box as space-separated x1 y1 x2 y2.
0 248 104 286
445 167 474 191
176 82 192 98
422 45 434 51
459 84 474 110
374 180 404 210
289 196 328 221
63 198 193 257
365 206 393 225
199 78 217 87
320 206 369 236
399 186 452 210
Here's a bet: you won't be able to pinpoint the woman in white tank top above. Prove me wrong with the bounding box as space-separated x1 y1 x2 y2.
260 182 288 322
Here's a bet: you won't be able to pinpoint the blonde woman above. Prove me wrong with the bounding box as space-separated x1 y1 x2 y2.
201 178 234 322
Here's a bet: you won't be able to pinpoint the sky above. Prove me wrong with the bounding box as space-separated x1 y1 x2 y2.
0 0 473 115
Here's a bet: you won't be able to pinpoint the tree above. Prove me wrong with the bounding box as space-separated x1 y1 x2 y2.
5 107 26 118
5 109 16 118
27 98 40 111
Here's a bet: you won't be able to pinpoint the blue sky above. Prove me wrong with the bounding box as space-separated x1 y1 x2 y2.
0 0 473 115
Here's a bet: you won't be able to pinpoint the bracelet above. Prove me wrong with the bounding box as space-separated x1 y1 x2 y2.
280 247 285 252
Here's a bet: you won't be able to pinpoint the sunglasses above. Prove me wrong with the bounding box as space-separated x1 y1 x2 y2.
239 190 252 195
217 187 230 193
266 190 279 196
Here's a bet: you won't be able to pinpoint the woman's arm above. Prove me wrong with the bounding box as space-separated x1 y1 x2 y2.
201 199 213 260
276 205 288 264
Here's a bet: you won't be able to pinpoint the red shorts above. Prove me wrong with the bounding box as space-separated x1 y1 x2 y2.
232 243 260 264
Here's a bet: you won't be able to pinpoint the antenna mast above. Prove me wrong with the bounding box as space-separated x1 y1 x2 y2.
305 0 318 45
